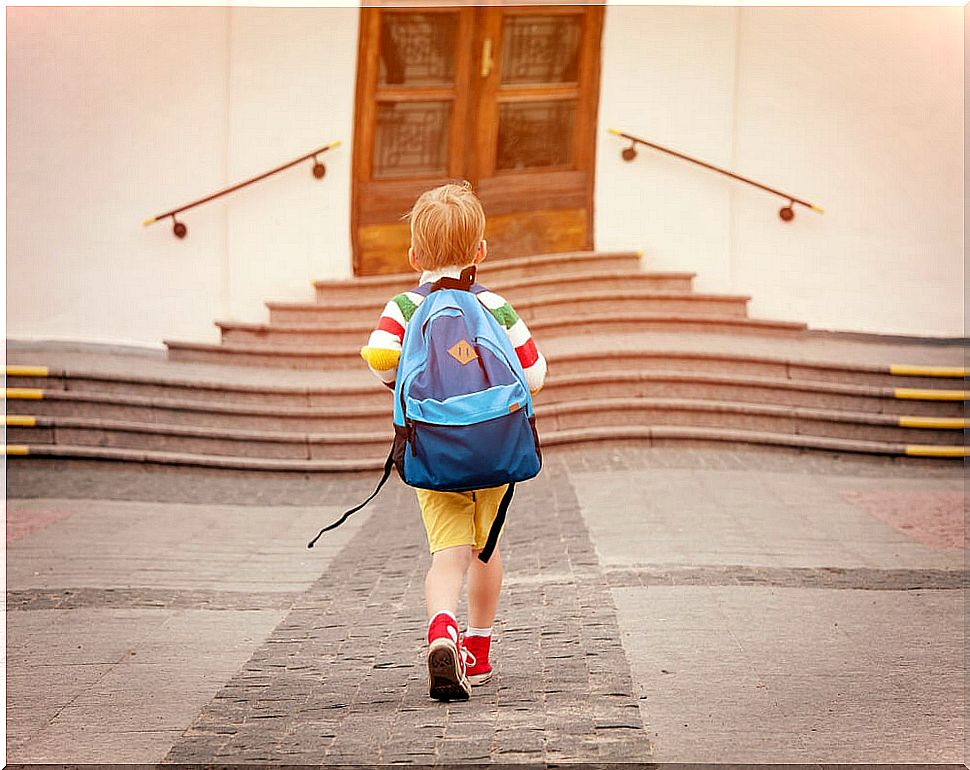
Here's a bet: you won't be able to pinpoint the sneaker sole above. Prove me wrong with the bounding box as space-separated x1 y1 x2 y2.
428 639 471 701
468 670 492 686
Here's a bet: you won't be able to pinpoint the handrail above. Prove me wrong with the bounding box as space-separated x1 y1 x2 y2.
143 139 342 239
609 128 823 222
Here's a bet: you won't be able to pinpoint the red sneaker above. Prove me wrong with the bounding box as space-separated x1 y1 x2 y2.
462 634 493 686
427 613 470 701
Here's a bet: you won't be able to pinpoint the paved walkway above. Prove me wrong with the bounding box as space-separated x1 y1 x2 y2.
6 446 965 765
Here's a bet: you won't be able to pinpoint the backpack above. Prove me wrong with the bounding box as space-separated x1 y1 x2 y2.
308 266 542 562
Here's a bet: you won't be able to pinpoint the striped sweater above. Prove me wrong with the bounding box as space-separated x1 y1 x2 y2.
361 265 548 393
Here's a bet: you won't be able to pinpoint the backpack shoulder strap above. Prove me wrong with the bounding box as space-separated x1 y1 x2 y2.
430 265 477 293
415 267 489 296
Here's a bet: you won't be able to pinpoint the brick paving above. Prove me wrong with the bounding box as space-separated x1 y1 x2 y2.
841 489 966 550
163 459 651 764
605 565 966 590
6 587 302 612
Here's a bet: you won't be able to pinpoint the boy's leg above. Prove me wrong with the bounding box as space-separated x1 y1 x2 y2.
467 545 503 628
463 485 509 686
417 488 476 701
425 544 473 621
464 544 502 686
425 545 473 700
468 484 509 627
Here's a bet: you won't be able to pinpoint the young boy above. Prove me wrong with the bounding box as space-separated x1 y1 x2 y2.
360 182 547 701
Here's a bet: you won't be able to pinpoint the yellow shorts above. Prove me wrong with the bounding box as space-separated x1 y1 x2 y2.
417 484 510 554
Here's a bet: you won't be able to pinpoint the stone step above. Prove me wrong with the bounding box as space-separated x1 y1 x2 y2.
211 312 804 349
7 417 390 461
13 391 947 439
279 271 698 323
122 343 363 373
8 369 965 419
7 426 965 471
311 250 646 303
537 398 964 445
270 288 745 326
11 353 966 403
5 443 389 472
549 352 962 389
173 337 970 394
540 372 966 418
7 399 963 451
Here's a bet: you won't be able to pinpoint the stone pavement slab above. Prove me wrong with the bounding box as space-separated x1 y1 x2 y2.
615 587 963 763
571 461 964 763
6 490 375 764
7 608 283 762
6 498 363 592
574 468 964 570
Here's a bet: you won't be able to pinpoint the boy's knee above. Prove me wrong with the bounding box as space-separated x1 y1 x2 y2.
471 545 501 566
431 543 473 571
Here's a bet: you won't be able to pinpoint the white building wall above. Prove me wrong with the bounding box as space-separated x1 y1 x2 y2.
732 6 964 337
225 7 358 325
595 6 740 295
7 6 964 345
6 6 358 347
7 7 230 347
596 5 964 337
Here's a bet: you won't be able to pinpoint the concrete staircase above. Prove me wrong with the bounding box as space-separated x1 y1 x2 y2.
165 252 805 369
6 251 967 469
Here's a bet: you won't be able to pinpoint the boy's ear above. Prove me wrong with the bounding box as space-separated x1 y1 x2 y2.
472 239 488 265
407 247 422 273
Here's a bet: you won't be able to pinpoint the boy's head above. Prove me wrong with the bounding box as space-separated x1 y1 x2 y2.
406 181 486 272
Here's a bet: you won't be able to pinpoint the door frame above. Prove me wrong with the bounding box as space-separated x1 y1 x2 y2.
350 4 604 275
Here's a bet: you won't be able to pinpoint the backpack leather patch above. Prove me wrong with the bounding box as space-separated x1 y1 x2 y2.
448 339 478 365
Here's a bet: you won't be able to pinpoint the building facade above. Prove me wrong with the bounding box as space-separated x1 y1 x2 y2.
6 4 965 346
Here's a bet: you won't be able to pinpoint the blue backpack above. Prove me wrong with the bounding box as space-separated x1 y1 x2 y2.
308 266 542 562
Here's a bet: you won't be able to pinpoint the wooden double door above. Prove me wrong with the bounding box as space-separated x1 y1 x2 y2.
351 5 604 275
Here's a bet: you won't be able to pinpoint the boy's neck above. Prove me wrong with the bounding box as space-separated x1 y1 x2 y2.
419 264 476 286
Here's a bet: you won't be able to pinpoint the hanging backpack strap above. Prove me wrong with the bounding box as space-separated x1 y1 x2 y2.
478 482 515 564
307 447 394 549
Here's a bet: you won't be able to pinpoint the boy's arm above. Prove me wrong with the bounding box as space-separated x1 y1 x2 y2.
478 291 547 394
360 298 407 389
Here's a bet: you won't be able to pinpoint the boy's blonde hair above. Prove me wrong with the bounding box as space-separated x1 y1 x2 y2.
407 181 485 271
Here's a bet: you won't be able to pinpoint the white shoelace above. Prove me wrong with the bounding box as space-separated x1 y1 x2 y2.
460 642 477 668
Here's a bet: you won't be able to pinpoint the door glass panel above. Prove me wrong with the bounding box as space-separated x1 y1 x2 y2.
496 100 575 171
374 101 451 179
501 15 582 85
379 13 458 86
